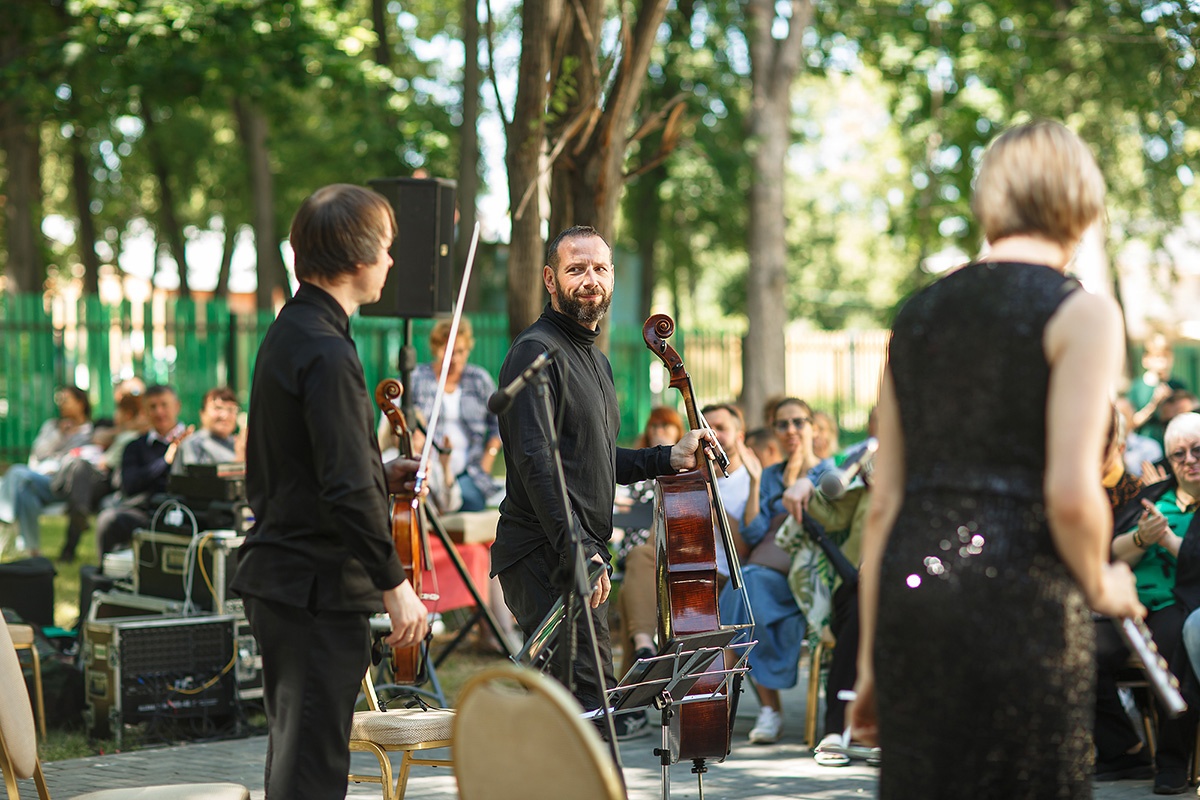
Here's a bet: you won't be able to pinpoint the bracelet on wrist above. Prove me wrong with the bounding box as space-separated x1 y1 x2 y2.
1133 529 1147 549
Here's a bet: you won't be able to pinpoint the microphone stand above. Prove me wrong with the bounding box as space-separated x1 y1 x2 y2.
531 365 626 782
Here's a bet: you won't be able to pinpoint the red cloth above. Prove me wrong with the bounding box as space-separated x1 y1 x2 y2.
420 537 491 613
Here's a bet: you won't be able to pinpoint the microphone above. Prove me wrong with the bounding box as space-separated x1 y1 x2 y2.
488 348 558 414
817 437 878 500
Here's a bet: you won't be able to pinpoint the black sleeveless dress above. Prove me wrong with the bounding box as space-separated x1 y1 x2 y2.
877 262 1094 799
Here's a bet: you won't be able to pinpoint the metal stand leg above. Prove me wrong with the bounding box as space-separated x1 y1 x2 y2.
653 692 674 800
691 758 707 800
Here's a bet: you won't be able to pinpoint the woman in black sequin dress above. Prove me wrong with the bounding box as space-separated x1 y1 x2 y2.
849 121 1146 799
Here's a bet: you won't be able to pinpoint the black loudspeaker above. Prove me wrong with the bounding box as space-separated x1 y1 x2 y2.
363 177 457 318
0 557 55 628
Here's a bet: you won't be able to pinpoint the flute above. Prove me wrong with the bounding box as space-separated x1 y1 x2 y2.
1116 616 1188 718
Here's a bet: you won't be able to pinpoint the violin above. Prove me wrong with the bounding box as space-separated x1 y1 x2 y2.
375 378 431 685
643 313 745 765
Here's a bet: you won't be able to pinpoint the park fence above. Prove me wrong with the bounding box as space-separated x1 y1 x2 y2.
0 293 887 464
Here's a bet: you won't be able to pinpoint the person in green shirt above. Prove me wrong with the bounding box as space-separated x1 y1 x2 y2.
1101 411 1200 790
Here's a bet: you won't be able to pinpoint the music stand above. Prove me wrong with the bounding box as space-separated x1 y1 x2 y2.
588 626 755 800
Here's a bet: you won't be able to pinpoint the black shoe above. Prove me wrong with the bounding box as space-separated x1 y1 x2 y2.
633 646 656 663
1153 767 1188 795
1096 750 1153 781
611 712 651 741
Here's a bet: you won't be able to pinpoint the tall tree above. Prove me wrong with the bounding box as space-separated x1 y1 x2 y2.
233 96 286 310
503 0 563 338
741 0 810 427
457 0 481 272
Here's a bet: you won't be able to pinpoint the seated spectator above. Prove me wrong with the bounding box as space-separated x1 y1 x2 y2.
1128 334 1188 446
1116 396 1163 478
811 411 839 462
613 406 685 565
409 318 502 511
173 386 241 471
94 385 192 562
0 386 94 556
55 392 148 562
1094 412 1200 792
745 426 783 469
717 396 828 744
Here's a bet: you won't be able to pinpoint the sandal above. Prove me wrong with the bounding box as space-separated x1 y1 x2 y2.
814 734 851 767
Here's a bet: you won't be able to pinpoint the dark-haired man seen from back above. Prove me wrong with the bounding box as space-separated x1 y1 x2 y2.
492 225 711 739
231 184 428 800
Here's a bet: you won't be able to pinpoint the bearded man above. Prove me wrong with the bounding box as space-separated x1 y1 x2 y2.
492 225 708 739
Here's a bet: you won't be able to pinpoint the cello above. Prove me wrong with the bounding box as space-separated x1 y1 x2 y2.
643 313 749 766
375 378 433 684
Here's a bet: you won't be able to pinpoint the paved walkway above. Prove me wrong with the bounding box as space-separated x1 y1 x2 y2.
14 672 1177 799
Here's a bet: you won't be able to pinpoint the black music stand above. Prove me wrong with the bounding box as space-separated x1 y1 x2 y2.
588 627 754 800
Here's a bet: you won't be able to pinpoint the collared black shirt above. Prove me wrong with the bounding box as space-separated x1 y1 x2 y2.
492 304 672 578
231 283 408 612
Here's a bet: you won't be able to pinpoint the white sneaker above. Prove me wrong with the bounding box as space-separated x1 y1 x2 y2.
748 706 783 744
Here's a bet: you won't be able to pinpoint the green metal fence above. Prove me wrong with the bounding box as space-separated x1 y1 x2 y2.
0 292 889 465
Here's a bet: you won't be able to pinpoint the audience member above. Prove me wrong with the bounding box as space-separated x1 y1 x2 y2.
717 396 827 744
812 411 840 462
1128 334 1188 446
0 386 94 556
1094 412 1200 791
94 385 191 561
55 392 148 562
409 318 502 511
745 426 783 469
1116 396 1163 478
173 386 241 470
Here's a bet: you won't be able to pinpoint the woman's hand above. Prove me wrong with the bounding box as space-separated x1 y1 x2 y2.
1141 461 1169 486
1136 499 1171 548
848 669 880 746
1087 561 1146 620
782 478 814 522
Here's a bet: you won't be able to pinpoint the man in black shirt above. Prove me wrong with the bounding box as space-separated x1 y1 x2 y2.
231 184 428 800
493 225 708 730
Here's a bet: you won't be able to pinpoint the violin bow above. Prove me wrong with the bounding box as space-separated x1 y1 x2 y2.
413 221 481 502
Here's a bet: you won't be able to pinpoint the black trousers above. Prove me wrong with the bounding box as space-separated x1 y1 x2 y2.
1094 605 1196 770
244 595 372 800
825 579 860 736
499 542 615 711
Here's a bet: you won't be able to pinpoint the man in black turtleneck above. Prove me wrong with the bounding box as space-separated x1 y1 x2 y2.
492 225 708 735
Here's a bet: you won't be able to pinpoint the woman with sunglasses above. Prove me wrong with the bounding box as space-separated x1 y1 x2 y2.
717 396 829 744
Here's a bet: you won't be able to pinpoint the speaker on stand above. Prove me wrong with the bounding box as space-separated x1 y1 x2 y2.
362 176 458 417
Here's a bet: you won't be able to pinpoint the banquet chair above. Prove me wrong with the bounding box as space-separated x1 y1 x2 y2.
0 623 249 800
7 626 45 742
804 639 832 749
453 663 625 800
348 670 454 800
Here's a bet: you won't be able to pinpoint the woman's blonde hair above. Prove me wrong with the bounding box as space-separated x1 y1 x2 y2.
972 120 1106 248
429 317 474 350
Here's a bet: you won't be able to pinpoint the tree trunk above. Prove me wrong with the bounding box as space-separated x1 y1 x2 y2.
504 0 562 339
628 169 664 324
0 28 44 294
141 107 191 297
458 0 482 305
548 0 671 244
740 0 810 428
69 123 101 295
216 221 237 297
234 96 287 310
372 0 391 67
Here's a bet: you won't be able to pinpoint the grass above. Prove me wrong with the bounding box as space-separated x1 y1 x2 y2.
3 513 511 761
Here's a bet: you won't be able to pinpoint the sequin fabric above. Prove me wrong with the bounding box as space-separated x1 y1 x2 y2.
877 262 1094 799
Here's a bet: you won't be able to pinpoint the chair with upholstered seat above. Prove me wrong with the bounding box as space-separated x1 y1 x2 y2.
348 670 454 800
0 622 249 800
7 625 45 743
453 663 625 800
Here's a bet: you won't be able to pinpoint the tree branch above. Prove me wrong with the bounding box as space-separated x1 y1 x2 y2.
482 0 511 129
